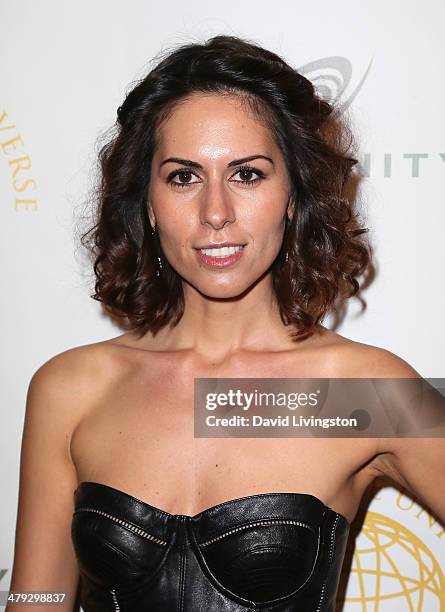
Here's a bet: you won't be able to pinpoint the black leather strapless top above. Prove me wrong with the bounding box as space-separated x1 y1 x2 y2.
71 482 350 611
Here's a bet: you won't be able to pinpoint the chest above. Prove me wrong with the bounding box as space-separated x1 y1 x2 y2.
70 351 378 518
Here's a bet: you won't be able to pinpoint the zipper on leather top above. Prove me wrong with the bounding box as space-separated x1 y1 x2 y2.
74 506 168 546
109 588 120 611
199 518 315 547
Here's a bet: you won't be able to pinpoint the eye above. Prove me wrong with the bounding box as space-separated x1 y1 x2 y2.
167 169 201 189
229 165 265 187
166 165 266 190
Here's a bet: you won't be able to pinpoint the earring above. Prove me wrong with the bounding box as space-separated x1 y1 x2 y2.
284 214 290 264
151 224 163 277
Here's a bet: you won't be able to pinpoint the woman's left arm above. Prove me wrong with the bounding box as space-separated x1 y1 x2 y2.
375 434 445 526
350 345 445 526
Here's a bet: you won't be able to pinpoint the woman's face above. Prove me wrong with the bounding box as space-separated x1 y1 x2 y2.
148 92 293 298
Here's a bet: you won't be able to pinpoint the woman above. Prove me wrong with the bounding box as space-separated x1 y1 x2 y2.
8 35 444 611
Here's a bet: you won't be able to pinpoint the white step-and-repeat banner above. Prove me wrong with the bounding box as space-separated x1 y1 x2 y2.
1 1 444 609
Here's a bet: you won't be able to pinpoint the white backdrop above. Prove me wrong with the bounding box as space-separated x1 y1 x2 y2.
1 1 444 609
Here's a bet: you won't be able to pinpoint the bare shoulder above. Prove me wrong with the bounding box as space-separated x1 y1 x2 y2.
316 329 421 378
28 339 128 427
32 341 111 391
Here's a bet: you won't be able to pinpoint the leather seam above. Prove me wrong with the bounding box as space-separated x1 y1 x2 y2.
178 517 186 612
315 515 339 612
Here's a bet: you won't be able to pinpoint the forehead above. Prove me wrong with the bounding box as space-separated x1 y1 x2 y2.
154 93 275 158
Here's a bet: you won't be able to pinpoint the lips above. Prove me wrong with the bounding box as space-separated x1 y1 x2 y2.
194 242 247 249
194 244 246 269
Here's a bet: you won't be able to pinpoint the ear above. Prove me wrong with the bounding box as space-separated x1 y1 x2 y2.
286 196 295 221
147 201 156 229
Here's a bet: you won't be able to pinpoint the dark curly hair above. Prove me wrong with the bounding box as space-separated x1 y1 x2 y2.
79 34 372 342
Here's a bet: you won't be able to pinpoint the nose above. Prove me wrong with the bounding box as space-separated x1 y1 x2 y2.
199 179 236 230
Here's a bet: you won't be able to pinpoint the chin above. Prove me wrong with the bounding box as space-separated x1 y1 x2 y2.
192 278 254 300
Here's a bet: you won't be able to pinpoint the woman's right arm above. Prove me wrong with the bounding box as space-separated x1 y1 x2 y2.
6 348 99 611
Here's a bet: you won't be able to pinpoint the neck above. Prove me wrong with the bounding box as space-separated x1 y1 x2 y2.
145 274 301 361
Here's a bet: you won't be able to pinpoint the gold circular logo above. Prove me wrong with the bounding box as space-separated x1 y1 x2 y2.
341 511 444 610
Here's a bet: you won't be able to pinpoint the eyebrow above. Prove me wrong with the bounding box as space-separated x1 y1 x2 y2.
159 154 274 169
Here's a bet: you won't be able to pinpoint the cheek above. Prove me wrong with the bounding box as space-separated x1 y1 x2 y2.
158 215 194 261
249 210 285 246
161 226 187 254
